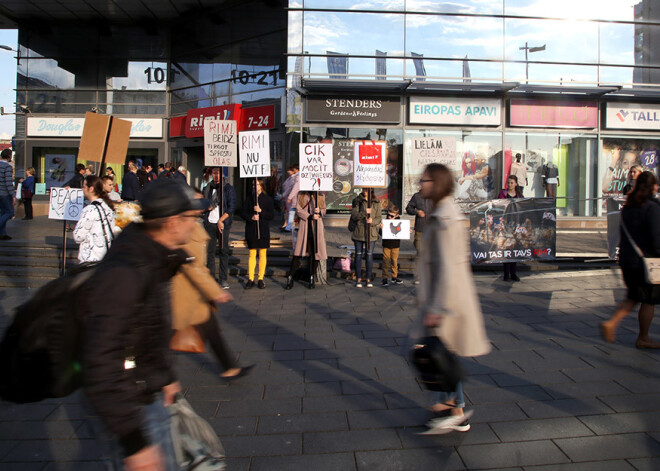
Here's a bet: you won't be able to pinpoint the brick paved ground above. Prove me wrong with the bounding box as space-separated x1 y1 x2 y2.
0 266 659 470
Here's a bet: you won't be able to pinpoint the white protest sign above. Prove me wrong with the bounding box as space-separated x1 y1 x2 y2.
299 143 333 191
204 120 237 167
382 219 411 240
49 187 84 221
239 130 270 178
411 137 458 171
353 140 387 188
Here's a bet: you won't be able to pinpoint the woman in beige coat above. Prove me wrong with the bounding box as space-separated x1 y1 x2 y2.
416 163 491 434
285 191 327 289
171 195 252 379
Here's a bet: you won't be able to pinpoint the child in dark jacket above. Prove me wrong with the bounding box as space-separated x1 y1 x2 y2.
381 204 403 286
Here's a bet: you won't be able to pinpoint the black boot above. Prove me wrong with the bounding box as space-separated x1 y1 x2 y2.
308 275 315 289
285 275 294 290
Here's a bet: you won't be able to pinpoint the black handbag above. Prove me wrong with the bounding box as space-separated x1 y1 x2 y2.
410 335 464 392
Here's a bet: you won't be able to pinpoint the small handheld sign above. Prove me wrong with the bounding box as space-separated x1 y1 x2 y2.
382 219 411 240
239 130 270 178
49 187 84 276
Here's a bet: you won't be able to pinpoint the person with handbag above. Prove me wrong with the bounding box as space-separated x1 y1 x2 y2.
601 171 660 349
416 163 491 434
171 188 253 380
22 167 35 220
73 176 115 264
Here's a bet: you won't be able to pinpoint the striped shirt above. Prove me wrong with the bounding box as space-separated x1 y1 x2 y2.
0 160 14 197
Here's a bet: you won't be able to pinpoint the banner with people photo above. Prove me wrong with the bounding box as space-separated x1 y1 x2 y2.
469 197 556 264
601 138 660 199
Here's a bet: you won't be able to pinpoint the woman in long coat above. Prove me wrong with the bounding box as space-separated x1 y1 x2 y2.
241 178 275 289
416 163 491 435
285 191 327 289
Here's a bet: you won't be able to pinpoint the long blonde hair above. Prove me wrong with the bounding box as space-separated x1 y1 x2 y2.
298 191 325 210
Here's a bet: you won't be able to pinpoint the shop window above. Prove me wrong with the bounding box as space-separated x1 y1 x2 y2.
32 147 79 190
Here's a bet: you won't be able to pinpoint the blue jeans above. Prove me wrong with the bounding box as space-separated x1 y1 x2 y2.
354 240 376 281
431 381 465 409
0 195 13 236
285 208 296 231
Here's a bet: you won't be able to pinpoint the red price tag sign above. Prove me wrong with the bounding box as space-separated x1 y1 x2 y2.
358 142 383 164
241 105 275 131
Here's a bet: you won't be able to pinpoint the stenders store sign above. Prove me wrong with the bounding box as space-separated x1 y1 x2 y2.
305 96 401 124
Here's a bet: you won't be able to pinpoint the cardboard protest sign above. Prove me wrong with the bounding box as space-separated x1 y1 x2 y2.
353 140 387 188
299 143 333 191
204 120 237 167
382 219 411 240
239 130 270 178
49 188 84 221
469 198 556 264
78 112 131 165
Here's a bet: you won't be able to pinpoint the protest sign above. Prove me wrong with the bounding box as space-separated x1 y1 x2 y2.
382 219 411 240
204 120 237 167
49 187 84 221
606 197 626 260
78 112 131 166
469 198 556 264
299 143 333 191
239 130 270 178
353 140 387 188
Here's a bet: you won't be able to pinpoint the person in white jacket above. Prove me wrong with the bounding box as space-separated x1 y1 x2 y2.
73 175 116 264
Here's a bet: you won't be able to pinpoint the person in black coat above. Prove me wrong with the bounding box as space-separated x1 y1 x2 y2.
602 171 660 349
241 178 274 289
121 161 140 201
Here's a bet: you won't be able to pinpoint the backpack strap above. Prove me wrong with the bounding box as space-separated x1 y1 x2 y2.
91 201 114 251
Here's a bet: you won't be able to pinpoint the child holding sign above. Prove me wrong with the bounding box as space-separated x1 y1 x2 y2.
381 204 403 286
241 178 274 289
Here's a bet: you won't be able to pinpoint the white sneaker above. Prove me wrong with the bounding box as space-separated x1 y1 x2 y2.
356 281 363 288
419 410 473 435
366 280 374 288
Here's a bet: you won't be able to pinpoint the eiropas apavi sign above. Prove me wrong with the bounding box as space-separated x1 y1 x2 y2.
409 96 501 126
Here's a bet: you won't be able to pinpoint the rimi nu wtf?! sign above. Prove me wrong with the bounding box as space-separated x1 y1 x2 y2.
239 130 270 178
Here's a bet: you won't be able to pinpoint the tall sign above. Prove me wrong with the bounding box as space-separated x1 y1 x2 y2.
203 120 237 167
239 130 270 178
353 140 387 188
605 102 660 130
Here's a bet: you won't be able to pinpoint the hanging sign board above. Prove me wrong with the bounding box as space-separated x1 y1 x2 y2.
353 140 387 188
239 130 270 178
48 188 84 221
203 120 238 167
299 143 333 191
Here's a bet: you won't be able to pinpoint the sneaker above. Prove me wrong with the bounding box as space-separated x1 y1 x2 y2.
382 279 389 287
366 280 374 288
221 281 230 289
393 277 403 285
420 410 473 435
414 279 420 285
356 281 363 288
511 274 520 282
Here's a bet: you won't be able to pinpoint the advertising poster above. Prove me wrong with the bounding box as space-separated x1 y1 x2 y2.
404 137 457 207
601 138 660 199
299 143 333 191
606 197 626 260
204 120 238 167
48 188 84 221
353 140 387 188
45 154 75 189
382 219 411 240
327 139 356 212
239 130 270 178
470 198 556 264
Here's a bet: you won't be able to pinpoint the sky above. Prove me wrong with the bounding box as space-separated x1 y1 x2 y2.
0 29 17 141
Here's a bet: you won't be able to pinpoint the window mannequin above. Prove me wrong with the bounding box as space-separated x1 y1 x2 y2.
509 153 528 196
541 157 559 198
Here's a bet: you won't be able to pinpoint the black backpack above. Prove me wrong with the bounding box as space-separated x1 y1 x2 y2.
410 335 464 392
0 266 96 403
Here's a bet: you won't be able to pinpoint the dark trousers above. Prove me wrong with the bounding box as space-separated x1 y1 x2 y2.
289 256 318 279
194 313 237 370
205 221 231 283
23 198 33 219
503 262 517 277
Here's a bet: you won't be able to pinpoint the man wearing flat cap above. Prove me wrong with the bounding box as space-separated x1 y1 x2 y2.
76 179 209 470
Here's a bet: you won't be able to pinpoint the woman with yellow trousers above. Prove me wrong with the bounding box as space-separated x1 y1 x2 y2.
242 178 275 289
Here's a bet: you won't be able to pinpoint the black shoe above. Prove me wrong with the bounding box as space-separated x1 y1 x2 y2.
245 280 255 289
222 365 255 382
511 274 520 282
382 278 389 287
393 277 403 285
503 275 510 281
308 276 315 289
0 235 11 240
285 275 294 290
257 279 266 289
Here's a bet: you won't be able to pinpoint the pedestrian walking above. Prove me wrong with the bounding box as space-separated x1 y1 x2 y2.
381 204 403 286
285 191 327 290
72 176 115 264
601 171 660 349
242 178 274 289
203 167 237 289
416 163 491 434
350 188 382 288
0 148 14 240
22 167 35 220
76 179 206 470
498 174 523 282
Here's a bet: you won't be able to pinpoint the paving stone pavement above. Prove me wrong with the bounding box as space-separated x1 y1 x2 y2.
0 268 659 470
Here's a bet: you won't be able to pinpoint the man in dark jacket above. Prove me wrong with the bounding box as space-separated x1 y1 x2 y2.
406 190 433 256
203 167 237 289
63 163 86 189
121 161 140 201
77 179 207 470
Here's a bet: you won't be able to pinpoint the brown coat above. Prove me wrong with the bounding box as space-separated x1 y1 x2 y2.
416 198 491 358
171 222 223 330
294 193 327 260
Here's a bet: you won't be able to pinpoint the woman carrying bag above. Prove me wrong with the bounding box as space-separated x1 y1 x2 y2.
73 176 115 264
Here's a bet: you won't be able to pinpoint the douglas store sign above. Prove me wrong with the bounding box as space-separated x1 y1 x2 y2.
305 96 401 124
409 96 501 126
605 103 660 130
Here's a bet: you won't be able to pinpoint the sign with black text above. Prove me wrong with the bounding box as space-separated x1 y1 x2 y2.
353 140 387 188
305 96 401 124
300 143 333 191
48 188 84 221
239 130 270 178
204 120 237 167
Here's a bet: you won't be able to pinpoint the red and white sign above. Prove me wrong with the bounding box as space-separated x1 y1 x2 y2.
241 105 275 130
353 140 387 188
185 104 242 138
509 99 597 128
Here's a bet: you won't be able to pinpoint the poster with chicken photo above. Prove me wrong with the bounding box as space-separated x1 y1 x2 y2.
382 219 411 240
469 198 556 264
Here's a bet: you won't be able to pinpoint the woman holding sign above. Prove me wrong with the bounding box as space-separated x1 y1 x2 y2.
242 178 274 289
350 188 382 288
